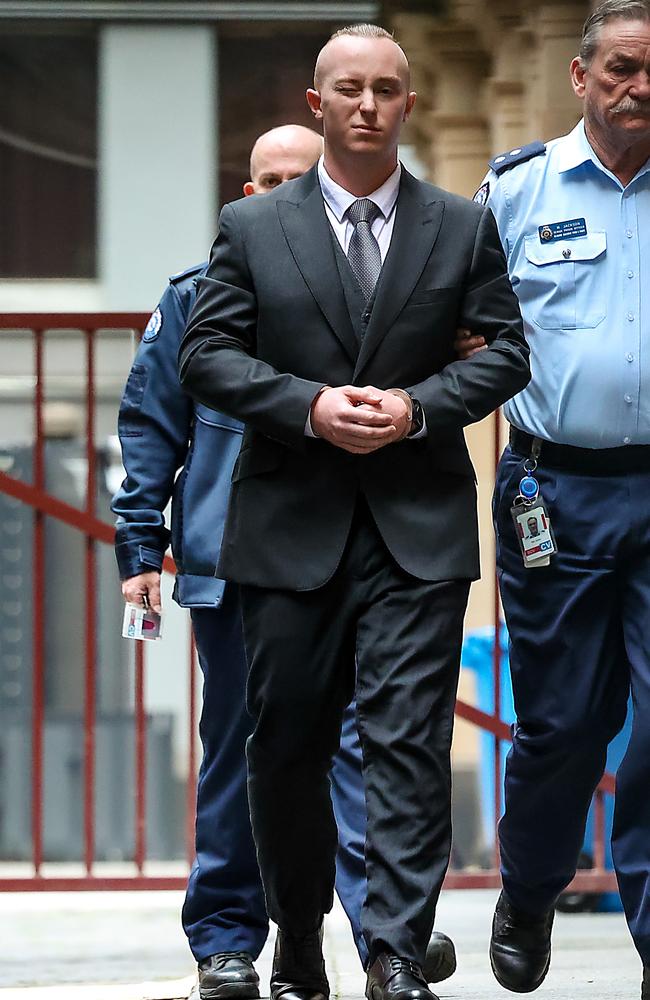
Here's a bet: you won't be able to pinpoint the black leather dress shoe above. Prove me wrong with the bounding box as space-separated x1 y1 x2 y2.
198 952 260 1000
422 931 456 983
270 927 329 1000
366 952 439 1000
642 965 649 1000
490 891 554 993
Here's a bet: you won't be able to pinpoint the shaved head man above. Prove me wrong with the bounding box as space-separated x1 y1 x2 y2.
307 26 416 195
181 22 528 1000
116 117 456 1000
245 125 323 195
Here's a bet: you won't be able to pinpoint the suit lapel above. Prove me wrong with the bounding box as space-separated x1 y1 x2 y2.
277 168 358 364
354 171 445 378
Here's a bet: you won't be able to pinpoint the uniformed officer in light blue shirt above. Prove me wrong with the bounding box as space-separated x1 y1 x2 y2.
461 2 650 995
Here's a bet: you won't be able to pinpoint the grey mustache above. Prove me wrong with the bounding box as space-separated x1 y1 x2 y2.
612 97 650 114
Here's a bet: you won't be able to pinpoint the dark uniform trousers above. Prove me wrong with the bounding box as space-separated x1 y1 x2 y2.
241 244 470 966
494 441 650 965
183 586 370 964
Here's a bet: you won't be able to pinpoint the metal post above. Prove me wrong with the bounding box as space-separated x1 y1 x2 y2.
31 330 45 876
83 330 97 875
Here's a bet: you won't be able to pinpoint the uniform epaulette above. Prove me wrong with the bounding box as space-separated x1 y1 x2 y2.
169 261 208 285
489 141 546 176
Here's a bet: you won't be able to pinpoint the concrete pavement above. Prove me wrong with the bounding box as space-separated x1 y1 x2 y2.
0 889 643 999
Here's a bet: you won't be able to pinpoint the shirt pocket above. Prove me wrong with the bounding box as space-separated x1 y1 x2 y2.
523 231 606 330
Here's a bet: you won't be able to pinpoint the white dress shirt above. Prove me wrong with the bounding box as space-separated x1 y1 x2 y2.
317 156 401 261
306 158 425 438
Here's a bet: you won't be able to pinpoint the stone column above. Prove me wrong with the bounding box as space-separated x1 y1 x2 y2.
485 7 535 152
528 1 587 140
392 14 439 177
425 24 491 196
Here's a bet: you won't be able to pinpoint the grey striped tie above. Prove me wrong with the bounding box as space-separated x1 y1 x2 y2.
347 198 382 302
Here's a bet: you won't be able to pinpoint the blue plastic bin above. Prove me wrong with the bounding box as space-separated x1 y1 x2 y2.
460 625 630 911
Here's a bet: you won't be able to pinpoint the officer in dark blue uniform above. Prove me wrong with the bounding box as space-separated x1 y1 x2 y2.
113 124 454 1000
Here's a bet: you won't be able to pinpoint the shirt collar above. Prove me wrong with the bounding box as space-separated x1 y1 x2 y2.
317 156 401 223
557 118 650 180
556 120 598 174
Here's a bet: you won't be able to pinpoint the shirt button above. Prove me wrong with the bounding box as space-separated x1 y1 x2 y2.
626 230 634 238
628 270 634 278
628 312 635 321
627 353 635 362
624 436 632 444
625 394 633 403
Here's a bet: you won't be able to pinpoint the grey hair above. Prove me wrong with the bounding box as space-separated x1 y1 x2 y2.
579 0 650 65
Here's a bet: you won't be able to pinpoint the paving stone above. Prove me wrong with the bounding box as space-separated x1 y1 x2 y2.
0 888 643 999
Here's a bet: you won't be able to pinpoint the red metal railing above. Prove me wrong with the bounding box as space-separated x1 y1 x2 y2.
0 314 183 890
0 314 617 895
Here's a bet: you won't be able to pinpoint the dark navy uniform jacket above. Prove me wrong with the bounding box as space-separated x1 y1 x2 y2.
112 263 243 608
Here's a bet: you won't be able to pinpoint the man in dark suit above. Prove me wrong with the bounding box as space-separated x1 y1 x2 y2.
180 23 530 1000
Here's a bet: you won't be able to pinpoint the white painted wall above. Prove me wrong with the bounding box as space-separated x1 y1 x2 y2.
99 23 217 309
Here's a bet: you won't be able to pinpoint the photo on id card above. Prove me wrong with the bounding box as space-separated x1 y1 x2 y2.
512 501 556 566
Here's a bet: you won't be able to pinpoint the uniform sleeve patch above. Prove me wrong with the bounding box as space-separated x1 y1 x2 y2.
142 307 162 342
473 182 490 205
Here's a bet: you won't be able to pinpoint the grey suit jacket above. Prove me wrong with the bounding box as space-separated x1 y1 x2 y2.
179 165 530 589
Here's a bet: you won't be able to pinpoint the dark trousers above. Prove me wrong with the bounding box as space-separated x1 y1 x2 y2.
241 502 469 965
183 588 369 963
494 445 650 965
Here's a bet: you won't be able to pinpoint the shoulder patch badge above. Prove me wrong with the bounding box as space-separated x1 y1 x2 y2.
473 182 490 206
142 307 162 342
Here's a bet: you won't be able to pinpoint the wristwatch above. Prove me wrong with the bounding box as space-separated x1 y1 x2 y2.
408 395 424 436
386 388 424 438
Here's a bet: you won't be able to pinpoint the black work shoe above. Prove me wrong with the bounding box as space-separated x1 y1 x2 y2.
270 926 329 1000
366 952 439 1000
423 931 457 983
642 965 649 1000
490 891 553 993
198 952 260 1000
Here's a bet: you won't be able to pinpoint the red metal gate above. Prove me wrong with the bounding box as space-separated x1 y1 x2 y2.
0 314 616 894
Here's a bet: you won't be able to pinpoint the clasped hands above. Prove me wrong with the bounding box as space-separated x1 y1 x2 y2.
310 326 487 456
310 385 412 455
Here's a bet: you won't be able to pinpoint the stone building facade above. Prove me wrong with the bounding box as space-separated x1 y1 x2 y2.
392 1 590 198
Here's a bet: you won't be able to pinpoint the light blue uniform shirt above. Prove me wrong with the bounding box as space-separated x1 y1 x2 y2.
485 120 650 448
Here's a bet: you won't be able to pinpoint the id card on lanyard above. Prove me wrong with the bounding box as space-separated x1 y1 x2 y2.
509 438 557 569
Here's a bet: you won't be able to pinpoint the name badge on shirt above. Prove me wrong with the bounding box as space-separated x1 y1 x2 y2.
538 218 587 243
